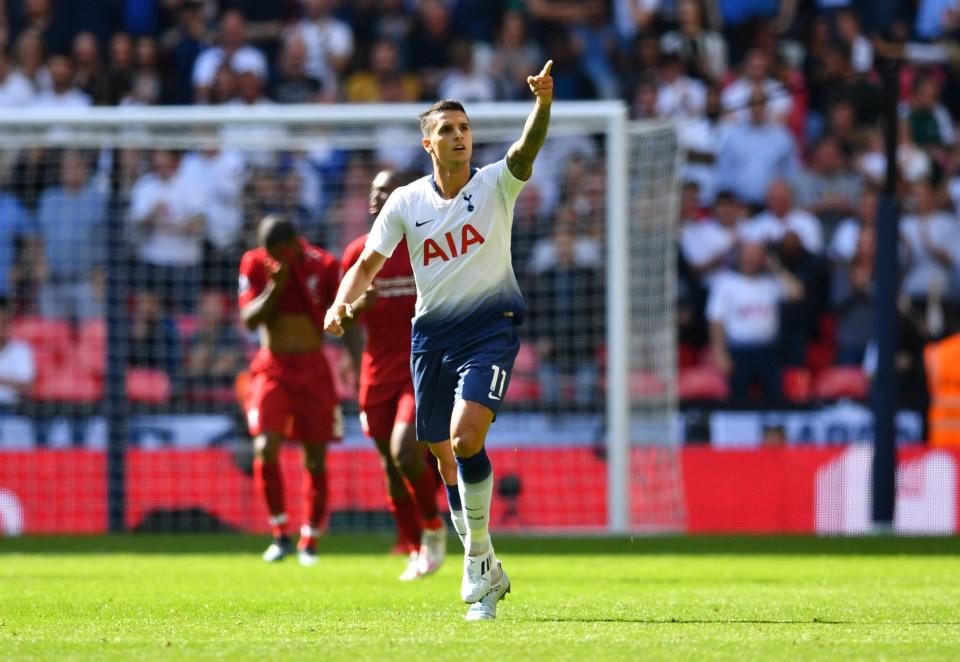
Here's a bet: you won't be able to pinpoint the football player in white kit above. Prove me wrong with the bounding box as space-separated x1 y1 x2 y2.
324 61 554 621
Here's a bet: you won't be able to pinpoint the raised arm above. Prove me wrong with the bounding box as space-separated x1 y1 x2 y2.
506 60 554 182
324 247 387 336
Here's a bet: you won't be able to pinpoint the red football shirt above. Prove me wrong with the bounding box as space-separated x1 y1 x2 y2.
238 238 340 328
342 234 415 388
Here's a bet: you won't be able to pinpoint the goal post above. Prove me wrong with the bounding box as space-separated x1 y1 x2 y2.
0 102 681 535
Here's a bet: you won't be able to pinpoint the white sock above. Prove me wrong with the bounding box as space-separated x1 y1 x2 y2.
458 472 493 556
449 507 468 548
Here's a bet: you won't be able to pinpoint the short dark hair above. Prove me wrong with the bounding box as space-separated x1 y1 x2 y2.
418 99 467 136
257 215 298 249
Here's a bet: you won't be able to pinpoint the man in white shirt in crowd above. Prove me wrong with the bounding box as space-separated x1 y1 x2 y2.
289 0 354 96
0 50 33 107
715 87 798 207
0 303 35 409
740 179 824 254
708 242 804 404
900 179 960 316
193 9 268 104
129 150 206 310
679 87 725 204
679 182 737 291
32 55 91 108
179 146 248 289
655 52 706 120
721 49 793 124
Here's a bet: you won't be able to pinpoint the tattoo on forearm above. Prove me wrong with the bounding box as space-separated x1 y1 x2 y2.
507 101 551 180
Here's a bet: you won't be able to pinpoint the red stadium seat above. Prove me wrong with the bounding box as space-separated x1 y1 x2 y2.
77 319 106 377
678 365 729 401
630 370 667 398
33 366 102 403
782 367 812 403
126 368 172 404
513 342 539 374
814 366 868 401
12 317 72 359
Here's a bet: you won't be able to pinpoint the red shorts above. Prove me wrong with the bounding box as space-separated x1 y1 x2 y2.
245 348 343 444
359 380 416 441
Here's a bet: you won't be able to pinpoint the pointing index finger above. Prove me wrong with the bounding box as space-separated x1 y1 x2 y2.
539 60 553 77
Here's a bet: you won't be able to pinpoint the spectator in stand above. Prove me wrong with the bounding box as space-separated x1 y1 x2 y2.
546 32 598 101
708 241 804 405
370 0 413 46
680 182 737 291
858 125 932 189
208 63 238 104
105 32 135 105
438 39 496 103
192 9 267 104
528 225 604 409
128 149 206 311
721 49 793 125
630 76 659 119
490 11 544 101
343 38 418 103
571 0 621 99
908 75 955 155
815 40 880 129
620 32 661 96
825 100 859 157
831 226 875 365
775 227 831 368
612 0 659 42
408 0 455 97
159 0 209 104
830 187 878 264
679 85 724 203
32 55 91 107
511 184 547 288
0 182 37 304
661 0 728 84
128 290 179 385
741 179 824 254
71 32 109 105
915 0 960 40
655 51 707 119
14 29 51 94
900 179 960 325
129 36 164 106
0 50 33 107
232 65 271 106
183 290 244 395
179 146 248 290
715 87 798 207
273 34 327 104
289 0 353 96
794 135 863 230
835 8 872 73
0 301 35 409
35 151 107 321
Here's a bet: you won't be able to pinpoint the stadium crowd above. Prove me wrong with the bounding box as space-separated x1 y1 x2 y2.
0 0 958 413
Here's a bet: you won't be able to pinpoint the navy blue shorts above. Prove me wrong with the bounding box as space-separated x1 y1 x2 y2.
411 327 520 443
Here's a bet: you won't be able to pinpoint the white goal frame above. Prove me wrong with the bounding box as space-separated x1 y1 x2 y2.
0 101 675 534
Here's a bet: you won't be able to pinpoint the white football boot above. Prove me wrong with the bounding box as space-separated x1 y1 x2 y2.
262 535 291 562
399 551 421 581
461 549 497 602
465 561 510 621
416 524 447 577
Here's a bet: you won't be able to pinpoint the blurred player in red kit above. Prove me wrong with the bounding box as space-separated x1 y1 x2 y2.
342 170 450 581
238 215 342 566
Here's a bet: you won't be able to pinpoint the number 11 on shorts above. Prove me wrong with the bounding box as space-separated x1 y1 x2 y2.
489 364 507 401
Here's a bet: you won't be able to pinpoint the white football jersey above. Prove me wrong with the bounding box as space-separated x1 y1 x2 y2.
366 159 526 352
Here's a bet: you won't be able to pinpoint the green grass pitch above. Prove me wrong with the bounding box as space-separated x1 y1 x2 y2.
1 535 959 660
